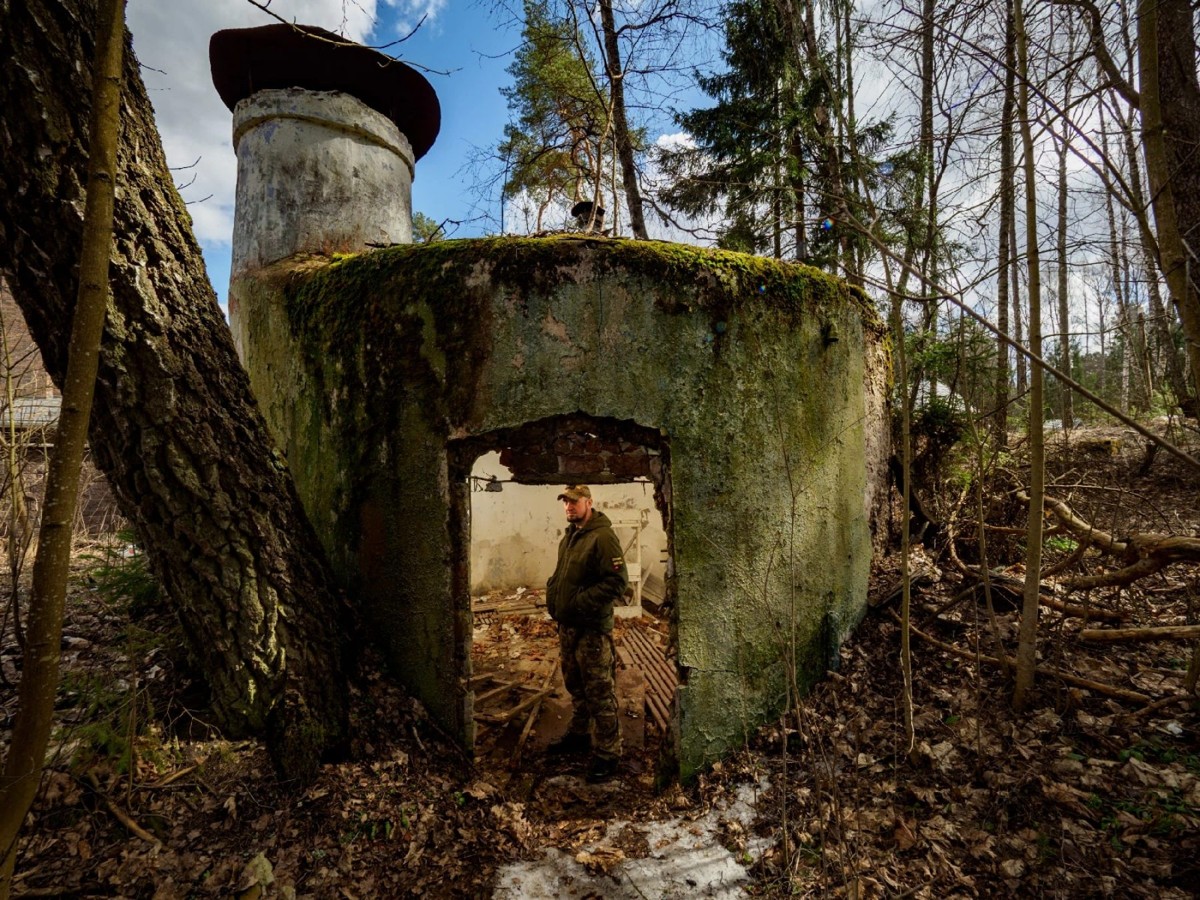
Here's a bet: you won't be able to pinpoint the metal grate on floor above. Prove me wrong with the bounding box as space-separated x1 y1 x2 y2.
617 624 677 734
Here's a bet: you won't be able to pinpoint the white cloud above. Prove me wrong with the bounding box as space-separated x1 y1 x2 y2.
379 0 448 36
654 132 695 152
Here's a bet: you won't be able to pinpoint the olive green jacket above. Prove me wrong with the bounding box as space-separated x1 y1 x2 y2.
546 509 628 633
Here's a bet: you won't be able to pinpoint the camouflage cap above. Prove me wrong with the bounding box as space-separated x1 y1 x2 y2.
557 485 592 501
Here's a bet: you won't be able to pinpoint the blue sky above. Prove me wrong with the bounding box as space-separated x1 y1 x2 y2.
126 0 705 308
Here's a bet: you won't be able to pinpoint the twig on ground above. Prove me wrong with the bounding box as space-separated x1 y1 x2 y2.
511 663 556 769
1122 694 1194 719
86 771 160 845
144 763 202 789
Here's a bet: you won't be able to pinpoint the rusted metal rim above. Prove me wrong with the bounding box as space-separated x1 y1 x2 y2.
209 23 440 161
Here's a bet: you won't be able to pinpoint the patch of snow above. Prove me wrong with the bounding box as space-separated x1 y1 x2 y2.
492 779 770 899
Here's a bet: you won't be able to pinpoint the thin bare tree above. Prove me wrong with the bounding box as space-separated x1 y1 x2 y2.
0 0 124 890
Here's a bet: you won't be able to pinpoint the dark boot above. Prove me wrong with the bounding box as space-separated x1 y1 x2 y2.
586 755 619 783
546 732 591 755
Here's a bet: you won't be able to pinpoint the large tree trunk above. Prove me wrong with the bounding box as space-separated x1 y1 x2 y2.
1 2 125 889
1139 0 1200 413
0 0 348 779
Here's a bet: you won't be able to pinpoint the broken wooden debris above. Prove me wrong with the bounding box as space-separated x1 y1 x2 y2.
511 665 557 767
471 589 548 623
475 686 553 725
474 678 545 706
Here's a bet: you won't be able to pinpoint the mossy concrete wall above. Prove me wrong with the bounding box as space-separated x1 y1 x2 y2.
230 236 889 778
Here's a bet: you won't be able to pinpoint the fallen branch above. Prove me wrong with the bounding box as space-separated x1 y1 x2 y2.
1017 491 1200 592
945 538 1124 621
889 609 1152 704
1018 490 1127 554
871 567 937 608
474 686 553 725
1041 592 1125 621
86 772 160 845
1059 558 1162 591
511 664 557 768
985 524 1069 536
103 796 160 845
1078 624 1200 643
144 763 202 790
1124 694 1196 719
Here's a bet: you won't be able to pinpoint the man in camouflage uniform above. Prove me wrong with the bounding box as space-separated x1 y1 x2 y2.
545 485 628 782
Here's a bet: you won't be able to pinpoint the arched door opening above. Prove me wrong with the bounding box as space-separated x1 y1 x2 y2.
447 414 677 778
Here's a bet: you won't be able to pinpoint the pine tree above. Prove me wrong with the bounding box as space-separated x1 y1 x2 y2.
658 0 906 271
498 0 613 230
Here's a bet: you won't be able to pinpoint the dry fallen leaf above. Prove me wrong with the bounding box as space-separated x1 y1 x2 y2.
999 858 1025 879
892 816 918 851
464 780 497 801
575 845 625 875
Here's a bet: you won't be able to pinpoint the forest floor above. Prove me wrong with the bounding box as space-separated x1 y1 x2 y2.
2 424 1199 898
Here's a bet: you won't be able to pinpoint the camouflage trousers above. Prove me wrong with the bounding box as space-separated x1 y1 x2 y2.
558 626 621 760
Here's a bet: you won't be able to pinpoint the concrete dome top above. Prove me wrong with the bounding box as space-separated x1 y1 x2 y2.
210 23 440 161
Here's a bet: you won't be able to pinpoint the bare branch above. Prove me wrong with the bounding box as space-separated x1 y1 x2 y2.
1052 0 1140 107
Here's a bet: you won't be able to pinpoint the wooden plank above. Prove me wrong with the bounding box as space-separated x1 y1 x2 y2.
475 687 553 724
511 665 557 767
645 691 670 732
473 678 519 705
617 658 646 751
472 599 546 614
625 628 677 697
620 625 677 733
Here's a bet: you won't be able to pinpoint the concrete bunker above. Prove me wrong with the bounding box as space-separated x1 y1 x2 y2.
212 26 890 779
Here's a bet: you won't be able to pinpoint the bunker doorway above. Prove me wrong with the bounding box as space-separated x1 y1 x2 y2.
447 418 677 780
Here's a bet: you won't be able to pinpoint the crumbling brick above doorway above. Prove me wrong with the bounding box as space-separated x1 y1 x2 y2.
472 413 666 485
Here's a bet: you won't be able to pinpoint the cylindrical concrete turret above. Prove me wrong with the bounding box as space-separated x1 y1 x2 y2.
229 88 415 275
210 24 440 278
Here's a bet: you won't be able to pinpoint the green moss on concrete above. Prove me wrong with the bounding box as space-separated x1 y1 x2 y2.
281 235 880 448
287 235 881 338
